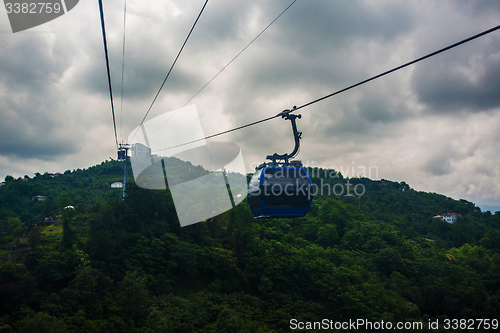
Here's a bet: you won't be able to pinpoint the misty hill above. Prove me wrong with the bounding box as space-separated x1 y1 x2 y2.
1 160 500 332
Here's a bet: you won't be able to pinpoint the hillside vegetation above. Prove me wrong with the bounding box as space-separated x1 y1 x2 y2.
0 160 499 332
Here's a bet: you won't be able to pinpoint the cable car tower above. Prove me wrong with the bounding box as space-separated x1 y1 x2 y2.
112 143 130 199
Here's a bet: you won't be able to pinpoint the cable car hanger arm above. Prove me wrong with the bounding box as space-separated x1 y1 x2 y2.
264 107 302 165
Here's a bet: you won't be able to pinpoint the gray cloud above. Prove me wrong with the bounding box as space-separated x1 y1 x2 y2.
0 86 79 159
0 35 72 95
0 34 78 159
453 0 500 17
412 37 500 113
422 151 455 176
277 1 415 56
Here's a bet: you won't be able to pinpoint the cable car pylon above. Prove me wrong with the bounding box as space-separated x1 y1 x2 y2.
111 143 130 199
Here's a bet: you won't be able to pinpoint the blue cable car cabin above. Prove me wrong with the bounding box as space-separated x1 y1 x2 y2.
248 108 312 218
248 165 312 218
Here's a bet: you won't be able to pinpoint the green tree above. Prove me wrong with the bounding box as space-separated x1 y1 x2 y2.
1 216 24 237
59 265 108 319
317 224 340 247
16 312 68 333
31 251 79 292
118 271 151 323
0 262 41 317
216 307 261 333
61 220 75 251
374 248 406 276
28 228 41 249
43 203 54 218
57 196 73 210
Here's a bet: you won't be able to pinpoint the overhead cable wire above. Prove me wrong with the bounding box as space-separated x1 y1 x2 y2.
147 0 298 138
181 0 297 108
119 0 127 142
291 23 500 113
154 114 281 152
130 0 209 142
153 23 500 152
98 0 118 148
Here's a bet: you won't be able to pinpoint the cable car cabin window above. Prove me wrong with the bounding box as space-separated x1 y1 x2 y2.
260 168 310 208
248 169 263 210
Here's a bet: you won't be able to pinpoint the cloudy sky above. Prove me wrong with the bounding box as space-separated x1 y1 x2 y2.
1 0 500 211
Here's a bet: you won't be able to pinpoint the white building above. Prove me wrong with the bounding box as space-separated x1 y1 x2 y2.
110 182 124 188
434 213 459 223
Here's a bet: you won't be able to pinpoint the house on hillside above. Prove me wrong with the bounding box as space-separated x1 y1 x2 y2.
110 182 123 189
433 213 460 223
49 172 63 178
32 195 47 202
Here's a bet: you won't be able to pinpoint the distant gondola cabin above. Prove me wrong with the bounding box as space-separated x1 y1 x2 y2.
118 149 127 160
248 166 312 218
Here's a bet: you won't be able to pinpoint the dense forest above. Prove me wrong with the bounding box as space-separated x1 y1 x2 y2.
0 159 499 332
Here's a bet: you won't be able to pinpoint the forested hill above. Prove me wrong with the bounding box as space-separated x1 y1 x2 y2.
0 161 129 222
1 160 499 332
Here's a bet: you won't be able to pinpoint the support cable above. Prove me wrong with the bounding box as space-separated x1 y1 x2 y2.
292 23 500 112
147 0 298 138
181 0 297 108
153 23 500 153
130 0 209 142
97 0 119 149
154 114 281 152
119 0 127 141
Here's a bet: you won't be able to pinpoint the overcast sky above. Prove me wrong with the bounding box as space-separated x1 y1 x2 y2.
1 0 500 211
